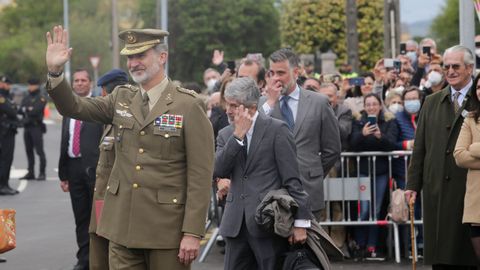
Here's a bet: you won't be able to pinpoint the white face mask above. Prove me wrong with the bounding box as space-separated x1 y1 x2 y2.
425 71 443 88
476 48 480 57
206 79 218 92
406 51 417 64
394 86 405 95
388 103 404 114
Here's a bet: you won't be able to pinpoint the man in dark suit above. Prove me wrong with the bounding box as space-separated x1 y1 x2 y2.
260 48 341 220
214 77 311 270
406 45 477 269
58 69 103 270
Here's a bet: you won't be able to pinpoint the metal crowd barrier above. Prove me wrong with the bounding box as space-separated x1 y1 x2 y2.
320 150 423 263
199 150 423 263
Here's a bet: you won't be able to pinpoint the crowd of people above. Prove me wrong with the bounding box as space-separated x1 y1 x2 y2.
2 24 480 270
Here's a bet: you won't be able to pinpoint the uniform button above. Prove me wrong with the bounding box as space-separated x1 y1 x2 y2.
136 165 141 170
445 176 450 181
446 150 451 155
243 176 248 180
140 131 146 135
139 148 144 154
164 134 170 138
96 174 99 177
173 198 178 203
119 125 123 129
94 187 97 192
133 183 139 188
241 194 245 199
106 185 110 190
446 125 451 130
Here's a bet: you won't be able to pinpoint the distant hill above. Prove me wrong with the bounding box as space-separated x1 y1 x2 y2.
403 20 432 38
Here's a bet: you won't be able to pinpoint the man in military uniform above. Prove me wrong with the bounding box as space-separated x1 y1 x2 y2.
45 25 214 270
0 76 19 195
89 68 128 270
19 78 47 180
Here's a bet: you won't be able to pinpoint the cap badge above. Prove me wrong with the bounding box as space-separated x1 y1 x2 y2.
126 32 136 44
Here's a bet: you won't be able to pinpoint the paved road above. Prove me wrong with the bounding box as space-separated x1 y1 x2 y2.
0 112 430 269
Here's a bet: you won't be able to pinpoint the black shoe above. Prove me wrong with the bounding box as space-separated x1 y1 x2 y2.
36 173 46 181
0 186 18 195
0 257 6 263
20 172 35 180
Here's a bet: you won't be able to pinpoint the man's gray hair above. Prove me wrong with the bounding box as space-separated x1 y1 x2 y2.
224 77 260 108
406 39 418 49
444 45 475 65
269 48 301 69
153 43 168 53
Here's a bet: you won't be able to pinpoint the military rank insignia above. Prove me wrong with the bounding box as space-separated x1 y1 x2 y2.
155 114 183 131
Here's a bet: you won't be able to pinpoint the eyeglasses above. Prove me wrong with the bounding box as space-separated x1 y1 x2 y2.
443 64 463 71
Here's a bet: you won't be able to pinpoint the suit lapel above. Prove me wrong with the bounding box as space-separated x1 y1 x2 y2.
245 113 269 172
141 81 175 130
293 89 310 137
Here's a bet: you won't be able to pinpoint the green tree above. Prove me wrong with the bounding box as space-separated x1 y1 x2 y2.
280 0 383 72
430 0 480 52
139 0 280 83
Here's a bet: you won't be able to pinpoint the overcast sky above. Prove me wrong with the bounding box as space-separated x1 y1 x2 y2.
400 0 446 24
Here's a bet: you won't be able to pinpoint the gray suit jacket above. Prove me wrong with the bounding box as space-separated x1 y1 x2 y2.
260 88 341 210
214 112 310 238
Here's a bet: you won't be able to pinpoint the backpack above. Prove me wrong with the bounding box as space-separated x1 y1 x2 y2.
388 180 409 223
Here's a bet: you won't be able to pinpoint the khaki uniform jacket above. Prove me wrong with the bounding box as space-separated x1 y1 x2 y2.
407 86 476 265
454 116 480 224
89 125 115 234
48 79 214 249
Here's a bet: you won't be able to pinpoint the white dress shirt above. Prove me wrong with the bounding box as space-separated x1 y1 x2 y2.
450 79 472 108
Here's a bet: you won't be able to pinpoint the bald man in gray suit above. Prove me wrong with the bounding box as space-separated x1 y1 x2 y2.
260 48 341 220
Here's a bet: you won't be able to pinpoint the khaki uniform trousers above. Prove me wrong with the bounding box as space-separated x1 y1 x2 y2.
109 241 190 270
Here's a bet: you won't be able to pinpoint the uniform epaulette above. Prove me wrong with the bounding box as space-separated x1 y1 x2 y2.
384 111 395 121
122 84 139 92
177 87 198 97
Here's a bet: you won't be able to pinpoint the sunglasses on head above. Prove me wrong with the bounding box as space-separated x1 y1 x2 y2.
443 64 463 71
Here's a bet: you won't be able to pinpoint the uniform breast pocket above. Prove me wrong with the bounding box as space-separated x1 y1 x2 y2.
153 128 182 159
112 117 135 152
99 137 115 166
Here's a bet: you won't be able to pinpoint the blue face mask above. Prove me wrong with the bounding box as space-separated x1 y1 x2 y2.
404 100 421 114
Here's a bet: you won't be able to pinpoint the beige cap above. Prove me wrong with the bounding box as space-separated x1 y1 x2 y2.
118 29 169 56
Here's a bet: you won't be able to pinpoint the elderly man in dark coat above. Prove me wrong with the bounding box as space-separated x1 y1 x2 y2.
406 45 477 269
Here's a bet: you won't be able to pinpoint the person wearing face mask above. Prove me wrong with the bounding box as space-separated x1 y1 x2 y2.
203 68 221 93
392 86 424 256
385 91 403 114
405 40 419 70
420 62 448 98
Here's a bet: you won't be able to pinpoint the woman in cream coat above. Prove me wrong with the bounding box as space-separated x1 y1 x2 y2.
454 73 480 262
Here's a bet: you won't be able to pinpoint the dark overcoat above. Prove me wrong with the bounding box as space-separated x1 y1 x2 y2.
407 85 476 265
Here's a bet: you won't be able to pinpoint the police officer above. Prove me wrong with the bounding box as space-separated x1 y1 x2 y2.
46 26 214 270
0 76 19 195
19 78 47 180
89 68 128 270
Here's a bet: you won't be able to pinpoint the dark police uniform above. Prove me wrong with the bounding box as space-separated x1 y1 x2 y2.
19 88 47 180
0 88 19 195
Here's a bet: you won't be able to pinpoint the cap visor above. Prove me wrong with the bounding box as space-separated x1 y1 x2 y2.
120 44 156 56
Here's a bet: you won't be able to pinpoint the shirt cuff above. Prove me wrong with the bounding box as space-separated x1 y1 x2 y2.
262 102 273 116
294 219 311 228
183 233 201 239
234 137 244 146
47 73 65 89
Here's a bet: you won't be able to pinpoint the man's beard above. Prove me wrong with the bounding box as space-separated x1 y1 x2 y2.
130 61 161 84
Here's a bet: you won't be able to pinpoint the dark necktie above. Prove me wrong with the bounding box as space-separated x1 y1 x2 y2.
142 92 150 118
72 120 81 157
453 91 461 113
244 135 249 157
280 95 294 130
